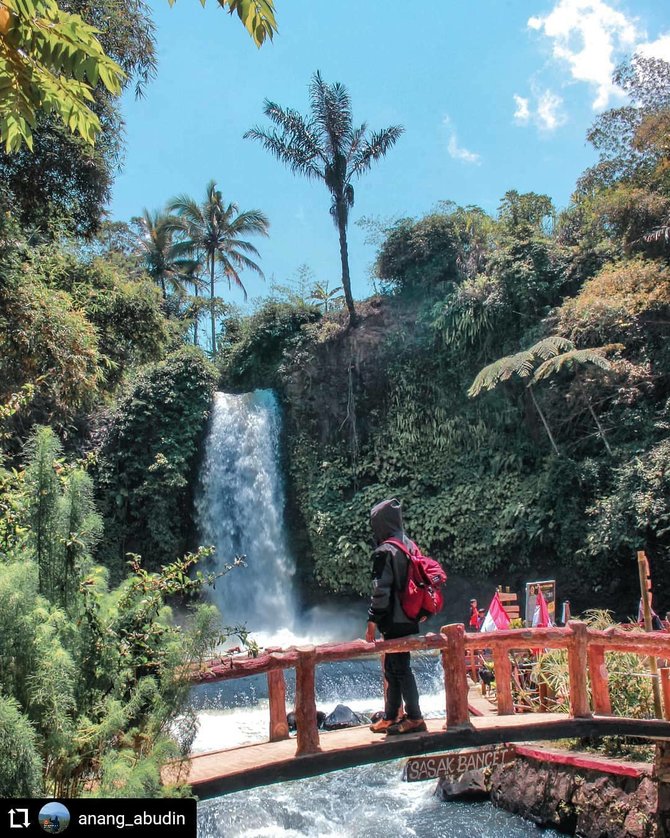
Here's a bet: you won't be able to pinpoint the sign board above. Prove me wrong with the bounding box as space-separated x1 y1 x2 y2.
403 745 516 782
525 579 556 626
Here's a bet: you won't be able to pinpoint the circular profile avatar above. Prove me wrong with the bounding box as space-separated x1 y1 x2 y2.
38 802 70 834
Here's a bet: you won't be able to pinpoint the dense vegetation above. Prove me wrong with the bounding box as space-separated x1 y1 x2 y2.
220 56 670 614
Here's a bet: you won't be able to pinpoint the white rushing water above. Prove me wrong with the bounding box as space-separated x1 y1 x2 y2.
192 390 558 837
196 390 299 642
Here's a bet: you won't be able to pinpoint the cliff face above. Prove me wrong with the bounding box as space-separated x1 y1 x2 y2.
275 294 603 606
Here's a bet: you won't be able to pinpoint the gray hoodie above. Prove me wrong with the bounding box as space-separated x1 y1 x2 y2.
367 498 420 639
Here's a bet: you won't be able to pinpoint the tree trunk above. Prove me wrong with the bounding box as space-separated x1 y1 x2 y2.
529 386 560 456
209 255 216 354
336 202 357 326
576 372 613 456
193 283 199 346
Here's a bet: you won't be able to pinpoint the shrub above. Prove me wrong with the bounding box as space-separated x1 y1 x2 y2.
96 347 217 578
0 696 43 797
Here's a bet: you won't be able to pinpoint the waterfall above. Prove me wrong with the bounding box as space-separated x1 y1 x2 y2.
196 390 297 640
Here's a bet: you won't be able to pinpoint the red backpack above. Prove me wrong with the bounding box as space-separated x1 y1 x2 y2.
382 538 447 620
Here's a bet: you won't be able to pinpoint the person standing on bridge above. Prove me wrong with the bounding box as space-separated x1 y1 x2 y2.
365 498 427 735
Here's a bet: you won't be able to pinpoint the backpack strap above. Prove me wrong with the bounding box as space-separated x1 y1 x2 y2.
382 537 417 557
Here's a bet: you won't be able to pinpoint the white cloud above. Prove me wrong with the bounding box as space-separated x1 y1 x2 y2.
513 95 530 123
528 0 641 109
442 115 481 165
537 90 566 130
637 33 670 62
512 89 566 132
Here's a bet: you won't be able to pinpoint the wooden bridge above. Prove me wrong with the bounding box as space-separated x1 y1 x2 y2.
177 622 670 799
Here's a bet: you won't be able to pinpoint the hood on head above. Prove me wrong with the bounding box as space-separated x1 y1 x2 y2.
370 498 404 544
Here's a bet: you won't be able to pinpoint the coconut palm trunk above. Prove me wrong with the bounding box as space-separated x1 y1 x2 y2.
209 254 217 354
193 283 199 346
336 200 356 323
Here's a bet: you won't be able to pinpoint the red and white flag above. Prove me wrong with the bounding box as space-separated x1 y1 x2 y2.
480 592 511 632
532 587 552 628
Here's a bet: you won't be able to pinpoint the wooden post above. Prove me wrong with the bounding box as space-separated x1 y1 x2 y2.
638 550 664 719
567 620 592 718
661 668 670 721
295 647 321 756
492 644 514 716
469 648 479 682
588 645 612 715
440 624 471 728
267 669 289 742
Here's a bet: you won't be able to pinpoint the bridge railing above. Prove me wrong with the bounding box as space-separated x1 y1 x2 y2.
187 621 670 756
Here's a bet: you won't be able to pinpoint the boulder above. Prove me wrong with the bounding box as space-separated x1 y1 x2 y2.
436 769 488 801
286 710 327 731
323 704 370 730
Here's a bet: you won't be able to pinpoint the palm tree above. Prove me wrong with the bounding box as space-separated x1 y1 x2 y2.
308 280 344 313
168 181 270 353
134 209 201 300
245 71 404 325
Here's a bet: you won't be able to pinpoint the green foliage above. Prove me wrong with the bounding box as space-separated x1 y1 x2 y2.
556 257 670 347
308 280 344 313
0 265 103 420
584 439 670 576
0 0 157 237
375 205 496 294
468 336 573 397
219 298 321 390
179 0 277 48
375 214 462 291
538 611 655 723
430 274 511 363
583 55 670 191
17 426 102 609
0 0 125 152
0 696 43 797
0 239 175 430
0 0 278 154
96 347 217 578
0 431 234 797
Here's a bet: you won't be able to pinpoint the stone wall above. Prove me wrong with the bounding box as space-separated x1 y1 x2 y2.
489 750 657 837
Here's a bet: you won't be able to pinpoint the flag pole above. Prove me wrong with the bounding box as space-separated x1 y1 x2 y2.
638 550 663 719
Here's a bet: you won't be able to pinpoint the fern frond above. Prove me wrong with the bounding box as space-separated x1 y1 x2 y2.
530 335 574 360
533 349 612 382
468 348 535 397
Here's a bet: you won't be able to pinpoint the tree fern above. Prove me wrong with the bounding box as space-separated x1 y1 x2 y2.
533 347 615 455
468 335 612 456
468 336 575 397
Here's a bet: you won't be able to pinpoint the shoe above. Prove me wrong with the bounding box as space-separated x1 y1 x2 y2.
386 717 427 736
369 718 396 733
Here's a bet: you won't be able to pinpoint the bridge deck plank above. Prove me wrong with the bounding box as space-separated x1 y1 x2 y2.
176 714 670 799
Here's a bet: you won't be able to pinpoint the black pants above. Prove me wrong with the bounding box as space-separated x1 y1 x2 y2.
384 652 421 720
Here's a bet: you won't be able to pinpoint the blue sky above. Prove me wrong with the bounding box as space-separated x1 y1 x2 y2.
110 0 670 304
